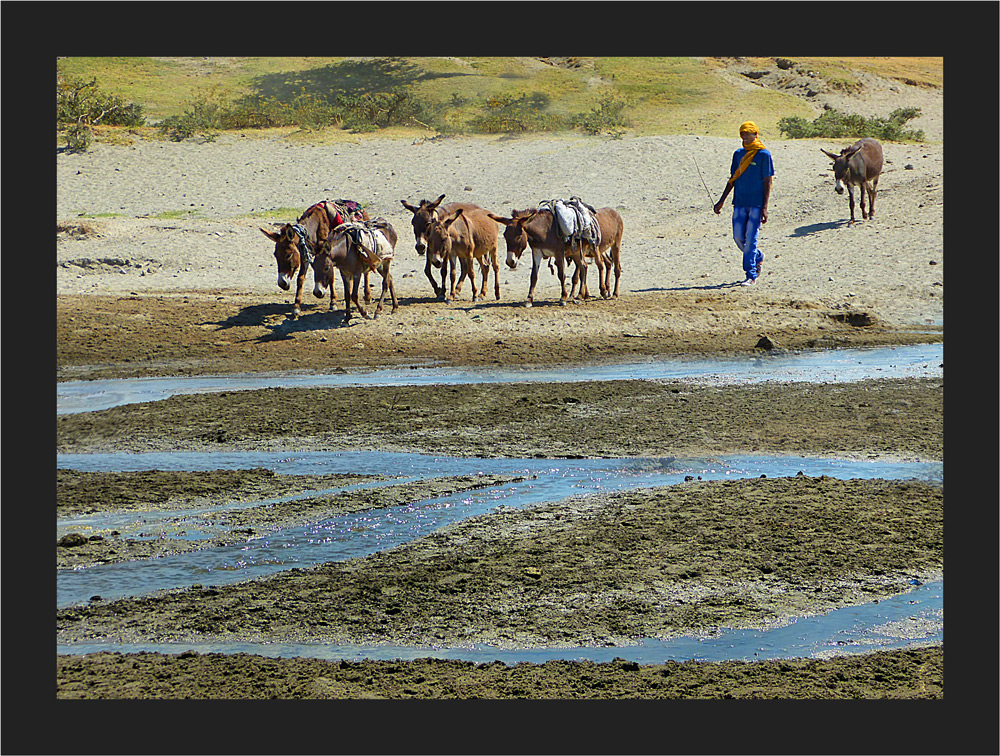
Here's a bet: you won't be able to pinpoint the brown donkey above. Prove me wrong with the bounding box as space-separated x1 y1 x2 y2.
489 205 624 306
312 219 399 323
821 138 884 225
424 207 501 302
401 195 497 300
260 200 370 318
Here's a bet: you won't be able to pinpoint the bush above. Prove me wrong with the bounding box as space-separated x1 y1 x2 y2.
572 93 632 136
57 76 145 151
779 107 924 141
157 87 425 140
470 92 566 134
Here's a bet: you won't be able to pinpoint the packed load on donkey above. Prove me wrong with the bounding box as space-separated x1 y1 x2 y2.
336 218 396 273
539 197 603 249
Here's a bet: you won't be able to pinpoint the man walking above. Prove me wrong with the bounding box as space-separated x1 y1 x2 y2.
714 121 774 286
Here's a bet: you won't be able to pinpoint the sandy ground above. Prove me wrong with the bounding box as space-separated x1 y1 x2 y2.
55 66 945 702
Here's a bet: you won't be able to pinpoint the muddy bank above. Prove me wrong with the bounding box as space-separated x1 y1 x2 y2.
57 376 943 461
57 471 530 569
57 476 942 649
57 645 943 699
56 291 941 383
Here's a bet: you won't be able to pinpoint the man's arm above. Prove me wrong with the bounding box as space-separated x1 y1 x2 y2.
761 176 772 223
713 183 733 215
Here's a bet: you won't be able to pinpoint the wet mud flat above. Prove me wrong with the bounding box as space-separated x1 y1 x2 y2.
57 645 942 699
56 476 943 650
56 470 531 569
56 372 944 698
56 376 943 460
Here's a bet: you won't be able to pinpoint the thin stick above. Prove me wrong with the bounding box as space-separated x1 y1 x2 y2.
691 155 716 206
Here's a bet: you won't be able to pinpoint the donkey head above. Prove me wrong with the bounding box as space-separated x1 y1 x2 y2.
425 207 464 268
489 209 536 269
400 194 446 255
261 224 305 290
821 145 861 195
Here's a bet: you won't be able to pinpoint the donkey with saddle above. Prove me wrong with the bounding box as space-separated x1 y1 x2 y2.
259 199 369 318
311 217 399 322
489 197 624 306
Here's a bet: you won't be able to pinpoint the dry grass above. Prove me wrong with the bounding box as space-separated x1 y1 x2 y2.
57 56 943 140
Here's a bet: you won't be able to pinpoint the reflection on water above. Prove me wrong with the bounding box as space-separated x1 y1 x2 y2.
57 452 942 611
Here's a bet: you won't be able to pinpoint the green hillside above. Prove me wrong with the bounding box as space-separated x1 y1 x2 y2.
56 56 943 145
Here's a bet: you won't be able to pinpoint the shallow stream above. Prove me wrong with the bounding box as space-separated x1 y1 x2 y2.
57 344 944 663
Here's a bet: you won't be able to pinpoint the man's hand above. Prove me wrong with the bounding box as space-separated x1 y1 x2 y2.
713 201 723 215
761 207 768 223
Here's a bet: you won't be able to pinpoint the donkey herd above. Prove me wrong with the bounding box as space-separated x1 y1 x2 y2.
260 137 881 322
261 193 625 323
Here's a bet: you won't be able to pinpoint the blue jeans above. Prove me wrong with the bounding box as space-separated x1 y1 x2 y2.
732 206 763 280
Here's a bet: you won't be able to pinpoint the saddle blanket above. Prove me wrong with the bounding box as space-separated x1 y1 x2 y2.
541 197 601 247
304 199 366 229
336 220 394 267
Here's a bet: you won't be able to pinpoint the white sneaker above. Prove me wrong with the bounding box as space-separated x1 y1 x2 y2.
741 277 756 287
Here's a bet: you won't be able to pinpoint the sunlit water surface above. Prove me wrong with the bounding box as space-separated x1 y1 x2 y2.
57 344 943 663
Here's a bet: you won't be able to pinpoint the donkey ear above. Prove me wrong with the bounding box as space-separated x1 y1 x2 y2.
429 194 446 209
260 227 281 242
442 208 463 229
401 199 419 213
487 212 512 226
820 149 839 160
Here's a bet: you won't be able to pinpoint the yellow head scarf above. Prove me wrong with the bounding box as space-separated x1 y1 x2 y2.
728 122 766 185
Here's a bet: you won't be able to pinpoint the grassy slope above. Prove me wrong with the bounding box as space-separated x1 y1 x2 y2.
57 56 942 140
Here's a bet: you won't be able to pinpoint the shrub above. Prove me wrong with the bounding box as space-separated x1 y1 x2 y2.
57 76 145 152
336 90 424 132
470 92 566 134
572 93 632 136
157 87 424 140
779 107 924 141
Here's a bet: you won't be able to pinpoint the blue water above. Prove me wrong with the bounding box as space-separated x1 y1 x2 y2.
57 343 943 414
56 343 944 663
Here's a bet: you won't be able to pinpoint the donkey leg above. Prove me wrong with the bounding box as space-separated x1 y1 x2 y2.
292 268 306 319
385 267 398 314
478 260 489 301
608 244 622 299
353 275 370 320
593 245 608 299
848 186 857 225
868 177 879 219
341 271 353 322
557 257 570 304
363 269 373 304
526 258 541 307
424 256 444 299
492 246 501 300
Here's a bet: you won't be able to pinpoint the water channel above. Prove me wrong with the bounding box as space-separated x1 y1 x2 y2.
57 344 944 663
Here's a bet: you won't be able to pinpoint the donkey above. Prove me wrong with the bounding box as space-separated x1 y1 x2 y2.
489 205 623 306
424 207 501 301
401 195 495 299
571 205 625 300
259 200 370 318
311 219 399 323
821 138 884 225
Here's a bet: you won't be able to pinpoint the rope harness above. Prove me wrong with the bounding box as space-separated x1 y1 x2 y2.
287 223 316 267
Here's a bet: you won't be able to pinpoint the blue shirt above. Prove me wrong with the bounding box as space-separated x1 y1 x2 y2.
729 148 774 208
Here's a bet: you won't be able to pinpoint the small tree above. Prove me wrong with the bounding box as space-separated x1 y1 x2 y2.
57 76 145 152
